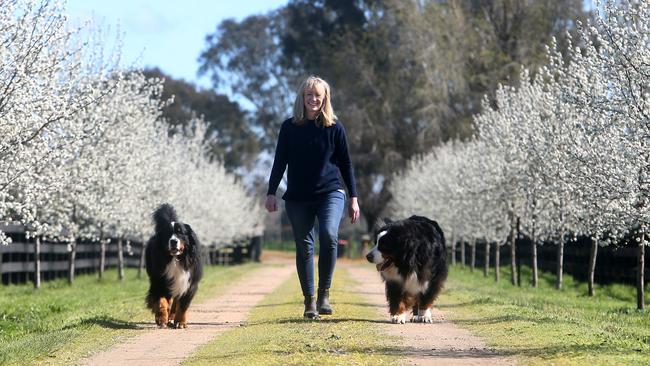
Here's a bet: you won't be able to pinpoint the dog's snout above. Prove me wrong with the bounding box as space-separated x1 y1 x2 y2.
366 252 373 263
169 238 179 247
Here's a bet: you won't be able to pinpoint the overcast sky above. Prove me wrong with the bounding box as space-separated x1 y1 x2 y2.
65 0 288 89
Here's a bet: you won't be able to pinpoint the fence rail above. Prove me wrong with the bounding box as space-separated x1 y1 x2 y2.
0 223 261 286
451 237 649 285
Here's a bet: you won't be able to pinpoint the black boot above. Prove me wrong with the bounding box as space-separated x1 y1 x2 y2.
317 288 332 315
303 295 319 319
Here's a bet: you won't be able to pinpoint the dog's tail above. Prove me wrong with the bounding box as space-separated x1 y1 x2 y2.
152 203 178 232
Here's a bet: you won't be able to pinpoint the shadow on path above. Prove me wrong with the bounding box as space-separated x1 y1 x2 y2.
63 316 145 330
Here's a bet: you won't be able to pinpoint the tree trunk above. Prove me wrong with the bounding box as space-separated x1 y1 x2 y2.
450 234 456 265
0 244 3 283
470 238 476 272
117 237 125 281
138 237 146 279
99 239 106 279
510 219 517 286
531 218 538 288
637 236 645 310
556 230 565 290
460 238 465 267
495 241 500 282
516 217 522 287
483 241 490 277
588 239 598 296
34 236 41 289
531 239 538 287
68 240 76 285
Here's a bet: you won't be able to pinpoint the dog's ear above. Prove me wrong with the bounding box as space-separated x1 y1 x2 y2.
373 217 392 232
184 224 200 250
401 238 421 270
377 217 393 227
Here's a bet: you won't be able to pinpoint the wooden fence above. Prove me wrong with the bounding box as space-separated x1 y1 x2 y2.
451 237 649 285
0 223 261 286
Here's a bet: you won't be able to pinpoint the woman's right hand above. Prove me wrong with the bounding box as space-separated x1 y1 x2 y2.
265 195 278 212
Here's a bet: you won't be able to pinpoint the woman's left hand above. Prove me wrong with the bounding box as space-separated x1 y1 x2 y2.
349 197 360 224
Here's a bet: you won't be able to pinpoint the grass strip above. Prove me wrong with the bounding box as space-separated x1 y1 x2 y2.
0 263 259 365
184 266 401 366
438 265 650 366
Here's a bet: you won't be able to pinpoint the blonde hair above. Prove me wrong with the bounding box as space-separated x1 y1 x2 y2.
292 75 337 127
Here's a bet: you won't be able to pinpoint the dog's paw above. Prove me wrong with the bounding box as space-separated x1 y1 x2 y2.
174 321 187 329
411 309 433 323
155 316 168 328
391 313 407 324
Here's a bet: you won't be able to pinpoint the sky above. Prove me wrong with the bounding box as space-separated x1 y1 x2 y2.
65 0 289 89
65 0 596 92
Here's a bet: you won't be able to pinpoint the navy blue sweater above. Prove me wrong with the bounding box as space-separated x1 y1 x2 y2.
267 118 358 201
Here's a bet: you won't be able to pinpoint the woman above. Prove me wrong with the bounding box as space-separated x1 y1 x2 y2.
265 75 360 319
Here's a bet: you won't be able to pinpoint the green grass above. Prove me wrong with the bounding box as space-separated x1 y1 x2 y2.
438 265 650 365
263 240 295 252
0 263 259 366
184 267 401 366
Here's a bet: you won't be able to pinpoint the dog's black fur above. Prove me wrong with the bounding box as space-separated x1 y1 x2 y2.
145 203 202 328
366 215 448 323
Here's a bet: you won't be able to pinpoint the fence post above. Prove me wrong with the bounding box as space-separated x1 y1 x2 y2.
250 236 262 262
233 245 243 264
34 236 41 289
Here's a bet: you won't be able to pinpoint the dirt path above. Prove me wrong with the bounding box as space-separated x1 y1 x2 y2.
344 264 516 366
80 261 294 366
79 255 514 366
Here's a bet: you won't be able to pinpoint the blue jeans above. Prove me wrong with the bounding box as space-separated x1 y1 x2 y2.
285 190 346 297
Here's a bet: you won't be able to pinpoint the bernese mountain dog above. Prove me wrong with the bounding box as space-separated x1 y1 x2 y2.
145 203 203 329
366 215 448 324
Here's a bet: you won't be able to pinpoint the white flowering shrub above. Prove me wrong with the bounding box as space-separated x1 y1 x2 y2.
392 0 649 243
0 0 264 247
389 0 648 296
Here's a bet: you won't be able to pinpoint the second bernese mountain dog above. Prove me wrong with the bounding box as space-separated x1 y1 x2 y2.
366 215 448 324
145 203 202 329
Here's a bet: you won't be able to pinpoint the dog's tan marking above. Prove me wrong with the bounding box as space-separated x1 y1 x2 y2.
174 307 188 329
155 297 170 327
168 298 177 325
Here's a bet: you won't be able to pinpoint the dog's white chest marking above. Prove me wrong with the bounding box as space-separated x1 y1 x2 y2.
380 266 401 282
164 260 191 297
403 272 425 294
382 270 427 295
